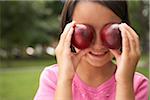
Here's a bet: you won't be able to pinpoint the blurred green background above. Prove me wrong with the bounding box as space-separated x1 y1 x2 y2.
0 1 149 100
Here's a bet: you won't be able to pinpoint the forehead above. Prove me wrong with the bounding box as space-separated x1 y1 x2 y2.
72 1 121 28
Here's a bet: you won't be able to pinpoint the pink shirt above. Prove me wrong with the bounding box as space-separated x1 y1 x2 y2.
34 64 148 100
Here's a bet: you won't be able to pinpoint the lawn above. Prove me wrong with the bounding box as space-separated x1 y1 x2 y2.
0 58 56 68
0 58 56 100
0 58 149 100
0 67 43 100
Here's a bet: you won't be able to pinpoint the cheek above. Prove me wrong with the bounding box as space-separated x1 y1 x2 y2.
109 52 114 59
106 51 114 61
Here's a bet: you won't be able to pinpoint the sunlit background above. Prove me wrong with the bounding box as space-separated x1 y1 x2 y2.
0 1 149 100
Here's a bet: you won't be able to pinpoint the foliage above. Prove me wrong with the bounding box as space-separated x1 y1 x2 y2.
128 0 149 53
0 1 63 57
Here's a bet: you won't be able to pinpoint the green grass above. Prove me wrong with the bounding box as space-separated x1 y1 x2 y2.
0 68 42 100
0 58 57 100
0 58 56 68
136 67 149 78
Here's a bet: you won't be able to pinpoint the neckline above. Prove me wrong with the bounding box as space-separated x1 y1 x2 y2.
73 73 116 93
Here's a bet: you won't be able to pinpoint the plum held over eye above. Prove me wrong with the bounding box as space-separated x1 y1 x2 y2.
100 23 122 49
71 24 95 49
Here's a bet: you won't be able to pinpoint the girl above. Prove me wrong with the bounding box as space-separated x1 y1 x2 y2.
34 0 148 100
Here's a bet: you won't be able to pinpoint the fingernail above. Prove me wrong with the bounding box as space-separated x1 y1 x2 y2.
72 20 76 23
72 20 76 28
119 23 125 27
118 24 122 28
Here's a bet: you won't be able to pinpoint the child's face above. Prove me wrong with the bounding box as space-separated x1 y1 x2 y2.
72 1 121 67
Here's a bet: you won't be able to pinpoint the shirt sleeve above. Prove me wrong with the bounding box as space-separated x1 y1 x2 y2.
134 73 149 100
34 66 57 100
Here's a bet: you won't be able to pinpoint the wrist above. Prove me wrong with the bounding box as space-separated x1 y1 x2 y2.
116 81 135 100
58 70 75 81
116 78 134 87
58 74 74 83
57 77 73 88
55 75 73 100
116 73 134 84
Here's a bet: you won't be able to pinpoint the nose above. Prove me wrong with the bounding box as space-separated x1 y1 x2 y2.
90 30 105 49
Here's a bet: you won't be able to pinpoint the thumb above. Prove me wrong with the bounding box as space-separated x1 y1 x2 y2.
76 48 91 60
71 48 91 68
109 49 121 59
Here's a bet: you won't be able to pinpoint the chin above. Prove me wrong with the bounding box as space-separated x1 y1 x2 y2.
87 58 112 68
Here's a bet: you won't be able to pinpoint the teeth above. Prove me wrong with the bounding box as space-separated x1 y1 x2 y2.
91 51 105 55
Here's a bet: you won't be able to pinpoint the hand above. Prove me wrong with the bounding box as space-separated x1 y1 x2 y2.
110 23 141 83
55 21 90 81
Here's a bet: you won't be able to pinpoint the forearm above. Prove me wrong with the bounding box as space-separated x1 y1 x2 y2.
54 78 72 100
116 80 135 100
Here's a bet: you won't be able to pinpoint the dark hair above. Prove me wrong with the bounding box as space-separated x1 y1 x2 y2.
60 0 130 33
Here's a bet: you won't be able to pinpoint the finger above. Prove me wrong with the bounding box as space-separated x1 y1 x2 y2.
64 26 74 48
109 49 121 58
63 21 75 35
123 23 140 53
123 23 139 39
119 23 130 54
59 21 75 46
56 21 75 55
122 25 136 52
64 21 76 48
75 48 91 60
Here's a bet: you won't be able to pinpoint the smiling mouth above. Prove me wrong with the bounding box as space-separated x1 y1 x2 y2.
89 51 108 57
